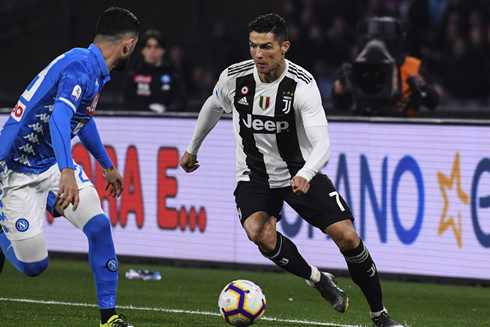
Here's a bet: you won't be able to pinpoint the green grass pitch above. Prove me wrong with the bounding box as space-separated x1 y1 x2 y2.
0 258 488 326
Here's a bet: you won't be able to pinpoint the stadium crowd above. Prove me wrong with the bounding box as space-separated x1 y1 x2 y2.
0 0 488 114
164 0 490 110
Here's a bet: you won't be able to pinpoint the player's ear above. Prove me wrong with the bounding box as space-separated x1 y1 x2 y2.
123 38 136 54
281 41 290 55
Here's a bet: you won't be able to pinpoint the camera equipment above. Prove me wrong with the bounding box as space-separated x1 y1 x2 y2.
339 17 407 115
351 39 397 100
359 17 405 62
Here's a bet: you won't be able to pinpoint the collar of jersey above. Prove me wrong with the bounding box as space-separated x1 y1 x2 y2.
88 43 110 78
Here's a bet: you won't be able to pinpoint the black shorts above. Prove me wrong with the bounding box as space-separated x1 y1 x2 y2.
233 173 354 232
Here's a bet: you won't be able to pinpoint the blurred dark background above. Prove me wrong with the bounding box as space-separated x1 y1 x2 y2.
1 0 489 118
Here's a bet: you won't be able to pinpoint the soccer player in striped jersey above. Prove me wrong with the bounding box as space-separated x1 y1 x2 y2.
0 7 139 327
180 13 403 327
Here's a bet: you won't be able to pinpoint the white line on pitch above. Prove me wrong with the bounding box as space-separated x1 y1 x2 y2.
0 297 365 327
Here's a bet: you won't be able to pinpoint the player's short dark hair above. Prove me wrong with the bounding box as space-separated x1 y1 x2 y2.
95 7 140 42
141 29 166 49
248 13 288 44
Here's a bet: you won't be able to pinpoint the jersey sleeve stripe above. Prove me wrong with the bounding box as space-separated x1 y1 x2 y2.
288 69 311 84
289 65 313 81
228 61 254 72
288 66 312 84
289 63 313 79
58 97 77 113
228 64 255 76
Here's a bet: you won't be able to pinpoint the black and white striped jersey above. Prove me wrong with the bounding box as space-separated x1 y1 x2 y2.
209 59 329 188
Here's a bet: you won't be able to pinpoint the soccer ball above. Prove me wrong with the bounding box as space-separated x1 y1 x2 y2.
218 279 266 326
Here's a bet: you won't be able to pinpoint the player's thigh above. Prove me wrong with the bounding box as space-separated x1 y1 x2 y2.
56 187 104 230
233 182 284 226
48 162 103 230
48 162 97 218
284 173 354 231
0 164 54 241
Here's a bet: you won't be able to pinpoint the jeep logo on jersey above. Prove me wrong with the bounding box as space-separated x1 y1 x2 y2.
259 95 270 110
242 114 289 134
85 93 100 116
11 101 26 122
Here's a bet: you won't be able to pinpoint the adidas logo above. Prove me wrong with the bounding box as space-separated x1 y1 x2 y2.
238 97 249 106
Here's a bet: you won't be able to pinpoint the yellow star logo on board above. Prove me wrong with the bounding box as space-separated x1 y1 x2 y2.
437 152 468 248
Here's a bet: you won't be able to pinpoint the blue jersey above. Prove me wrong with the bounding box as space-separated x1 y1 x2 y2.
0 44 110 173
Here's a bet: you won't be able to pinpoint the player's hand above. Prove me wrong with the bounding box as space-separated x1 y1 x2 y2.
180 151 200 173
103 166 124 198
57 168 80 211
290 176 310 195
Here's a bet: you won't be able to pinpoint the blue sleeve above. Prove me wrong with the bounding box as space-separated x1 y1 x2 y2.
56 61 89 112
78 119 113 169
49 102 75 170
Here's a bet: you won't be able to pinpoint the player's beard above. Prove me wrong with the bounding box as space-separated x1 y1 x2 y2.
113 55 131 71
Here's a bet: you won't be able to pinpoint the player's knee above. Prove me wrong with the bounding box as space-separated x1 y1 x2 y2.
247 227 276 251
244 215 276 247
20 257 49 277
247 229 263 245
83 214 111 241
336 230 360 252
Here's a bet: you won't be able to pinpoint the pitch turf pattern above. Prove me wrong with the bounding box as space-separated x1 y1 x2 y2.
0 297 360 327
0 259 488 326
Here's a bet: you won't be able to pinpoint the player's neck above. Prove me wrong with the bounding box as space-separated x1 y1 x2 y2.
258 59 286 83
94 43 118 71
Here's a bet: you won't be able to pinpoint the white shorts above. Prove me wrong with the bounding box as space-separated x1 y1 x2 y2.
0 160 93 241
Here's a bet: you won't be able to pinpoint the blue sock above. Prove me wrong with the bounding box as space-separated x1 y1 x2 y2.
0 232 48 277
83 214 118 309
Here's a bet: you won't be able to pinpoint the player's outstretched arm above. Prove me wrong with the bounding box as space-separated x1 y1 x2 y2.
294 80 331 195
180 151 199 173
103 166 124 197
78 119 122 196
181 95 224 173
78 119 114 170
50 101 79 211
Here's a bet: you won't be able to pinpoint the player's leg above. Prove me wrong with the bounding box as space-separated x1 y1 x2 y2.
0 164 52 276
50 164 132 327
284 174 357 313
302 174 402 326
327 220 403 326
0 231 49 276
235 182 314 282
327 220 383 310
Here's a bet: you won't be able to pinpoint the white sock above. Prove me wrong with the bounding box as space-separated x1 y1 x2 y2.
307 265 321 283
370 307 387 318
